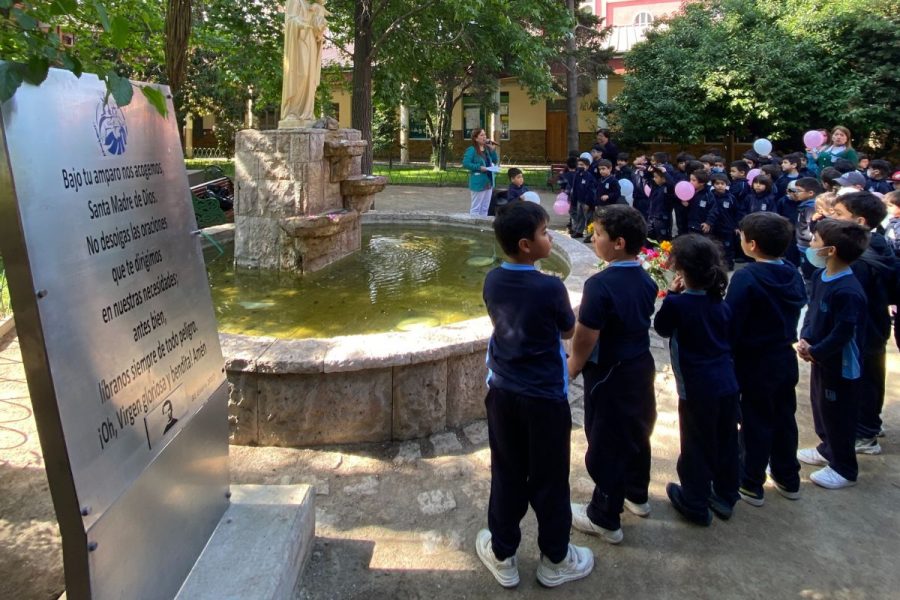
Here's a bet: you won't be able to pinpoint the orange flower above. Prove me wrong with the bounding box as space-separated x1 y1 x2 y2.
657 289 667 298
660 240 673 252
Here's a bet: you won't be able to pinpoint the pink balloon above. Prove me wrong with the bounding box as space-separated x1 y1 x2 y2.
644 184 651 197
675 181 694 201
747 168 761 184
553 195 569 216
803 130 825 149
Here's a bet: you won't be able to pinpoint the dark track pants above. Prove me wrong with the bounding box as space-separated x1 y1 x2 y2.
486 387 572 563
677 392 740 519
810 365 859 481
582 352 656 530
856 350 886 439
737 351 801 495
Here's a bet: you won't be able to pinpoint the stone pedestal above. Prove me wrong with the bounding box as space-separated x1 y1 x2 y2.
233 125 386 274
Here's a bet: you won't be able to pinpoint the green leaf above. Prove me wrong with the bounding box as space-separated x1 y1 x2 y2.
49 0 77 16
0 62 24 103
0 0 13 9
141 85 168 118
22 56 50 86
110 15 130 49
11 7 38 30
94 1 111 32
59 52 84 78
105 71 133 106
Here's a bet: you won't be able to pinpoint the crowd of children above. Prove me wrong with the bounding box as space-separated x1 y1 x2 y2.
475 125 900 588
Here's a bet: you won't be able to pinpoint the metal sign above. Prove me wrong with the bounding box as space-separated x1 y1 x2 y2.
0 68 229 599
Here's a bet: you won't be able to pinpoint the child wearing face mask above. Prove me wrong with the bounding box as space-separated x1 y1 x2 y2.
796 219 870 490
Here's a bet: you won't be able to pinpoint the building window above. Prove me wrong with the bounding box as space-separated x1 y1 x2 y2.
499 92 510 140
462 95 486 139
634 12 654 27
409 107 429 140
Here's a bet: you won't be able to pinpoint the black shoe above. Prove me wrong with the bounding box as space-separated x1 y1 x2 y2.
666 483 712 526
708 492 733 520
583 236 593 243
572 233 583 239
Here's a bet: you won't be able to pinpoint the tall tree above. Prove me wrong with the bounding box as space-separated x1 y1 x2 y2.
612 0 899 153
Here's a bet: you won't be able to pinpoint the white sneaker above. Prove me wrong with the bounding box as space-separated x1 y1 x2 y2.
624 498 651 517
571 502 623 544
475 529 519 588
855 437 882 455
809 466 857 490
797 447 828 466
536 543 594 588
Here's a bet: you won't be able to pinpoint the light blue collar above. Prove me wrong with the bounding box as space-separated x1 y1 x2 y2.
757 259 784 265
609 260 640 267
683 289 707 296
500 262 536 271
821 268 853 282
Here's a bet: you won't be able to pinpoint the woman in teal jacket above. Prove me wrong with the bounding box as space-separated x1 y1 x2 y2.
813 125 859 172
463 128 499 216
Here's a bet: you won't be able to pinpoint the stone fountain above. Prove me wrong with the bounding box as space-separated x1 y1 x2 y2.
233 119 386 274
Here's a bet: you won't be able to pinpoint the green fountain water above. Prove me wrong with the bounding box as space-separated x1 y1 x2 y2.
205 224 569 338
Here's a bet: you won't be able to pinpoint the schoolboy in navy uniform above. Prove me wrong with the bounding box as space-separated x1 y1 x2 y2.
776 153 803 199
506 167 529 202
569 155 597 239
865 159 893 195
725 213 807 506
830 192 897 454
654 235 740 525
568 205 658 543
796 219 869 489
686 170 713 235
702 173 740 269
595 159 622 209
729 161 751 207
478 202 594 588
646 166 673 242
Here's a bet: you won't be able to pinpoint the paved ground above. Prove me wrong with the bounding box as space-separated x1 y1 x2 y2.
2 186 899 599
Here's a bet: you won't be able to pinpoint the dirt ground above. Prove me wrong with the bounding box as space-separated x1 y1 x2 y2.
2 187 899 599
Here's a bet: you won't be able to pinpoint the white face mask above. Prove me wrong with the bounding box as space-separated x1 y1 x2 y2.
805 246 833 269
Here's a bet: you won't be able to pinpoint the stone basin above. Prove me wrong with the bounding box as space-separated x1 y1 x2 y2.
204 212 598 448
342 175 388 213
323 139 368 158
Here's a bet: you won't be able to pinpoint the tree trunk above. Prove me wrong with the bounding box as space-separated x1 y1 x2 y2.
351 1 374 173
565 0 579 154
165 0 192 94
437 88 455 170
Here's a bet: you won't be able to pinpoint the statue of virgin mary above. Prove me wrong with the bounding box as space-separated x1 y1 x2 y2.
279 0 330 128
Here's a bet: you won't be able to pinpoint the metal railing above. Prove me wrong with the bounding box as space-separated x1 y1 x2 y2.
189 147 230 159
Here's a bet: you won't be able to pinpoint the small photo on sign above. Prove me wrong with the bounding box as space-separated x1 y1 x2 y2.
143 386 186 450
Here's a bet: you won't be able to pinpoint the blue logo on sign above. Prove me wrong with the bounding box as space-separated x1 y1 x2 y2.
94 97 128 156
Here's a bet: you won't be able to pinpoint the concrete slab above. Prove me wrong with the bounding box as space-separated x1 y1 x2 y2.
175 484 315 600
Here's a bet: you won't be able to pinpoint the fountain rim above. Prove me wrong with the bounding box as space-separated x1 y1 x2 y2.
207 212 599 376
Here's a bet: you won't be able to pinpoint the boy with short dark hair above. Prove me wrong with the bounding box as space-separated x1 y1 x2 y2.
729 161 750 207
647 166 673 242
569 156 597 239
794 178 824 283
568 205 659 543
596 159 621 209
478 202 594 588
726 213 807 506
796 219 870 489
884 191 900 256
830 192 897 453
507 167 529 202
687 170 713 235
777 153 803 198
702 173 740 269
866 159 893 195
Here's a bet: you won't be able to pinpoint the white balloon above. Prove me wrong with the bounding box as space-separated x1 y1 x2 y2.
522 191 541 204
753 138 773 155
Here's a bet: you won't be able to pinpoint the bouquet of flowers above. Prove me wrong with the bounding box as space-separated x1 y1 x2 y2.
639 240 673 297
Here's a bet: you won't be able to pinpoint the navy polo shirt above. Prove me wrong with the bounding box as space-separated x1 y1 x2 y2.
578 261 658 366
483 263 576 401
801 269 867 379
